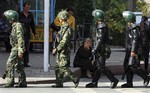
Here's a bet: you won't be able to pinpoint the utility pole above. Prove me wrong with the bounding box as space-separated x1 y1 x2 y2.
44 0 50 72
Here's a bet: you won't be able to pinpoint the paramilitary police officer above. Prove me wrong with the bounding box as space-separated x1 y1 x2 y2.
86 9 119 88
51 10 79 88
121 11 149 88
140 16 150 74
3 10 27 87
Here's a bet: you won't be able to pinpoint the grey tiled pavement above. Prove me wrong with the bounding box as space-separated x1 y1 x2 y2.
0 46 126 78
0 46 150 87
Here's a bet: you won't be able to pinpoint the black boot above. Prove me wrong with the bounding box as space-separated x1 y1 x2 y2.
143 76 149 87
121 83 133 88
85 82 98 88
73 77 80 88
51 84 63 88
110 78 119 88
15 83 27 88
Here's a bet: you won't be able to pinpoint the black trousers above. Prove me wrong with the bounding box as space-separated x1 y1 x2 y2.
142 42 150 71
126 65 148 84
92 55 116 83
23 38 30 65
123 46 148 84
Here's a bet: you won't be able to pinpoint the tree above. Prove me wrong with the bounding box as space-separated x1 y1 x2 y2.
136 0 148 15
74 0 94 23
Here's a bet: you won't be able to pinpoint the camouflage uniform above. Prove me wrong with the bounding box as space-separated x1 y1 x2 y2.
54 22 78 87
4 22 27 87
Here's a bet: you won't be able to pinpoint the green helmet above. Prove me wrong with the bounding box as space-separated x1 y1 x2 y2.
3 10 19 23
57 10 69 20
122 11 136 23
92 9 105 21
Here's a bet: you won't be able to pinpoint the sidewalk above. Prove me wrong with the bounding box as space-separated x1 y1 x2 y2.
0 47 150 85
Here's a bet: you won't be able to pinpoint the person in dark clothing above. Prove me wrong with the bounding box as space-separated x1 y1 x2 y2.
73 38 94 78
85 9 118 88
121 11 149 88
140 16 150 74
19 2 36 67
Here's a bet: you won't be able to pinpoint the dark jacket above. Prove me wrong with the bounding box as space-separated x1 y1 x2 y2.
73 45 92 68
19 12 36 39
127 24 141 53
94 22 109 53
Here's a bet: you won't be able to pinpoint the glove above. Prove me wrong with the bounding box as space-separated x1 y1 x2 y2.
92 49 96 54
52 48 57 56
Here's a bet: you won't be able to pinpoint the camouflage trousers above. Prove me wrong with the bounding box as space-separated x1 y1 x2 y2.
55 52 77 86
5 50 27 86
55 66 78 86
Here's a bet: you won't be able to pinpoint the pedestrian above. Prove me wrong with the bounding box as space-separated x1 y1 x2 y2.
73 38 94 78
140 16 150 74
19 2 36 67
3 10 27 87
51 10 79 88
121 11 149 88
51 7 75 67
85 9 118 88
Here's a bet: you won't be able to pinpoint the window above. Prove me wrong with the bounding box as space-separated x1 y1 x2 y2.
20 0 55 25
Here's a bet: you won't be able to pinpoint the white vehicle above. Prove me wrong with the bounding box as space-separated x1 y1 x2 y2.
133 12 142 24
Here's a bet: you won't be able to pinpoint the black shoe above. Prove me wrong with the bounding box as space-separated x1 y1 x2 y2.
110 79 119 88
24 64 31 67
144 77 149 87
121 83 133 88
51 85 63 88
85 82 98 88
15 84 27 88
74 77 80 88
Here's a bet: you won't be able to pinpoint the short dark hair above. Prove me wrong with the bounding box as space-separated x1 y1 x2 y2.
66 7 74 12
23 2 30 7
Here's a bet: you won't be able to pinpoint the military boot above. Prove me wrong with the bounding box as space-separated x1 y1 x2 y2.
110 78 119 88
143 76 150 87
121 83 133 88
73 77 80 88
85 82 98 88
15 82 27 88
15 72 27 88
51 84 63 88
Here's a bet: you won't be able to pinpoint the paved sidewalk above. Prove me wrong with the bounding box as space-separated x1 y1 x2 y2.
0 47 126 77
0 47 150 86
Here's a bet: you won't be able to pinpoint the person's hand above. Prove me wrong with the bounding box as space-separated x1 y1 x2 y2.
18 53 23 59
131 51 136 57
92 49 96 54
52 48 57 56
